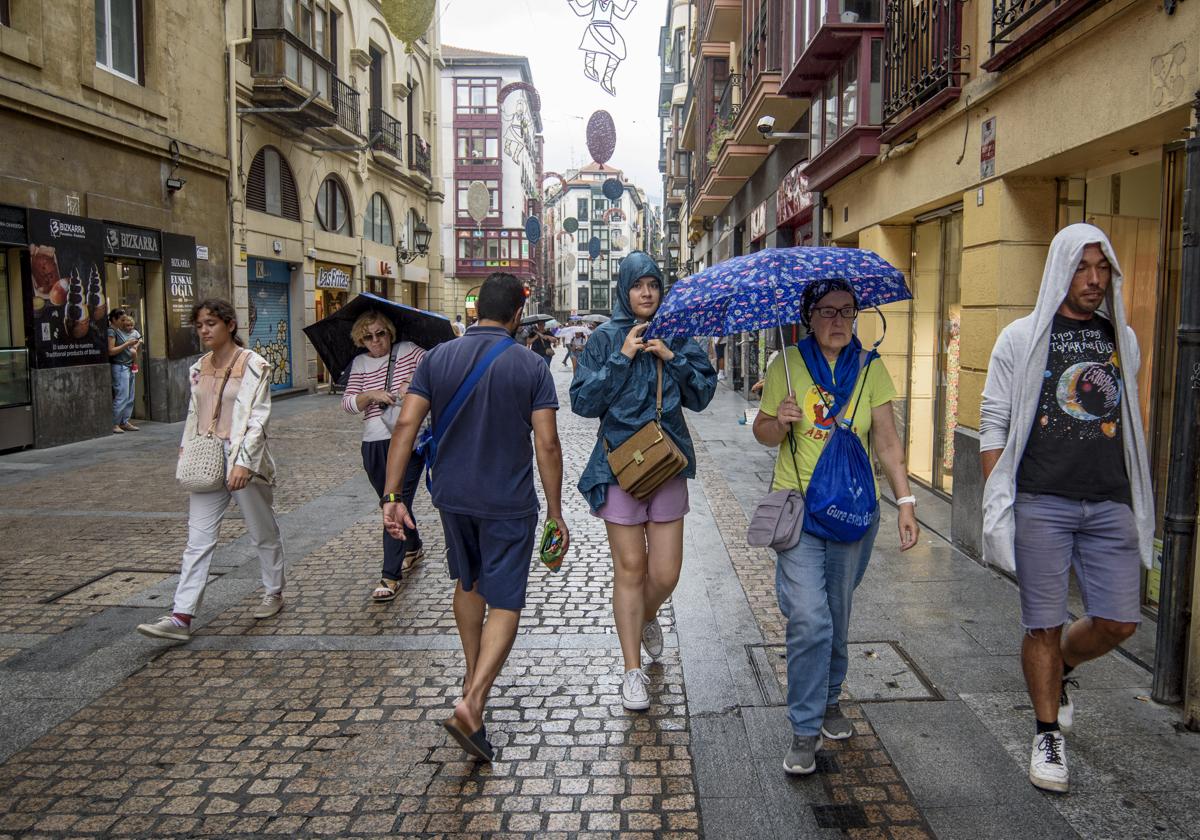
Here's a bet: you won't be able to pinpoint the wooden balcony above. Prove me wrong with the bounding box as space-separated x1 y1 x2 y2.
701 0 743 42
248 29 336 130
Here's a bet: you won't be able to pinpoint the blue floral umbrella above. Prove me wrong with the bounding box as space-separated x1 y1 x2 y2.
646 246 911 391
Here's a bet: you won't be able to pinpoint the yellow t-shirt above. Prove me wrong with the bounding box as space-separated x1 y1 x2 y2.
759 346 897 495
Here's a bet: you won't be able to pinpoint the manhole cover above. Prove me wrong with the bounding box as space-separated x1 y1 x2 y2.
54 571 173 606
750 641 941 704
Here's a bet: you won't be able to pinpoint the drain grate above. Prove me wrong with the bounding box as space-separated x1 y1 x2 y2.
749 641 942 704
811 804 870 829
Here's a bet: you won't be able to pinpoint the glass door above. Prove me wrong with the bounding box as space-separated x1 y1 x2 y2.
105 259 149 419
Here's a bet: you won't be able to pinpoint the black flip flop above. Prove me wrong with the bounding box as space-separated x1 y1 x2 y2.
442 716 494 762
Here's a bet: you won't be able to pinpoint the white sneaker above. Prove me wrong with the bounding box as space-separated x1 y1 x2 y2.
717 370 727 381
1029 731 1069 793
641 618 664 661
1058 677 1077 733
136 615 190 643
621 668 650 711
253 592 284 619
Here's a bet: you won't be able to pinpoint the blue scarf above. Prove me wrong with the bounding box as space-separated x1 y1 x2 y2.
796 335 874 421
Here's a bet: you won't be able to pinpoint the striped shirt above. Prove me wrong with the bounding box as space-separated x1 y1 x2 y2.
341 341 425 442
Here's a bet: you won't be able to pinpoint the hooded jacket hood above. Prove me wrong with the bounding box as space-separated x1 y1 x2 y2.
610 251 663 329
980 223 1154 573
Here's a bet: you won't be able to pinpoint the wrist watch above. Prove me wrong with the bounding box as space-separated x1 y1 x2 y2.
379 492 402 508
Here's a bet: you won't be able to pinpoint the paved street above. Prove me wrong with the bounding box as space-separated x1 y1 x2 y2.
1 349 1198 839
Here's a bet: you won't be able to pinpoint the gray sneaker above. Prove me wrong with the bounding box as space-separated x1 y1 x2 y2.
253 592 284 619
821 704 854 740
783 734 822 775
641 618 664 661
136 615 190 643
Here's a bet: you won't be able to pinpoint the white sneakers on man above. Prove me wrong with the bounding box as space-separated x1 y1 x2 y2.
621 668 651 711
1029 731 1069 793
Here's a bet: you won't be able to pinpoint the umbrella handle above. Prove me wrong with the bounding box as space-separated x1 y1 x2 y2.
778 324 793 398
869 306 886 350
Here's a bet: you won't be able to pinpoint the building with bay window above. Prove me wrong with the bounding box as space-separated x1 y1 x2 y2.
438 46 544 320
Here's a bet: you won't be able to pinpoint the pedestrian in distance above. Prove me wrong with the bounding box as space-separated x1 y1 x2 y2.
107 309 141 433
528 322 557 367
981 223 1152 794
452 314 466 337
341 311 427 603
381 272 569 762
567 322 590 373
137 299 285 643
571 251 716 712
752 278 918 776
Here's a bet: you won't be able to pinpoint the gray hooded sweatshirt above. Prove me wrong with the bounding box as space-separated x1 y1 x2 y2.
979 223 1154 574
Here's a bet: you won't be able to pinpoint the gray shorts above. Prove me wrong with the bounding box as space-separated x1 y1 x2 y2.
1012 492 1142 629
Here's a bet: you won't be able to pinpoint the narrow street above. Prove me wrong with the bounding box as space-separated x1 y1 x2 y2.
0 350 1196 840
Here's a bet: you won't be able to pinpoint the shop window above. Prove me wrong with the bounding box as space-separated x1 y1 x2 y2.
364 193 393 246
95 0 141 84
247 146 301 221
316 177 352 236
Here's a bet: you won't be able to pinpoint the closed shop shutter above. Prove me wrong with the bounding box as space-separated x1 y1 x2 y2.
247 258 293 390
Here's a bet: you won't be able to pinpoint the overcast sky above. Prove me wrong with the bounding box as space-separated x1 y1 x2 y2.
439 0 665 205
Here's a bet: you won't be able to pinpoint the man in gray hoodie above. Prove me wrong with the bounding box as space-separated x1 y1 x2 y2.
980 223 1154 794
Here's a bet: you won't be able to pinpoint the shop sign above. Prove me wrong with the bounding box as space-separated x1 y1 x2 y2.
103 223 161 261
195 245 209 261
0 204 27 245
777 162 813 227
749 200 769 242
162 233 200 359
316 262 352 291
363 256 395 278
25 210 107 368
980 117 996 180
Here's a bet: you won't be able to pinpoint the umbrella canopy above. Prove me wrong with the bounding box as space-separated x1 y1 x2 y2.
302 293 455 381
646 247 911 340
582 313 610 325
521 313 555 325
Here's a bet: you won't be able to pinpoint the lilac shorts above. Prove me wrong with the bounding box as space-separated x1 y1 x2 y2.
595 477 690 526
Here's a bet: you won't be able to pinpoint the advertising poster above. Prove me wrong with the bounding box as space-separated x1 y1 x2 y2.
26 210 107 368
162 233 200 359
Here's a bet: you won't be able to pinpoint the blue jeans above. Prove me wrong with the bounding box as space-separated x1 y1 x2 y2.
111 364 134 426
775 511 880 736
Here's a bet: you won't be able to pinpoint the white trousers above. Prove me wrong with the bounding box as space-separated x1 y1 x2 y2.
173 480 285 615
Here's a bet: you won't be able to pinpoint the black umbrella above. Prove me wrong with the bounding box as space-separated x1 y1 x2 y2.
521 313 555 325
302 293 456 381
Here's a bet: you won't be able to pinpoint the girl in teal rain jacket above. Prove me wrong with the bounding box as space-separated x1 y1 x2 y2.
570 251 716 712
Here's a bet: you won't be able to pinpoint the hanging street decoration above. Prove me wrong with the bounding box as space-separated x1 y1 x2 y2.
563 217 580 234
467 181 491 226
586 110 617 166
603 207 626 223
542 172 569 201
567 0 638 96
525 217 543 245
588 236 602 260
602 178 624 202
566 253 577 273
504 99 533 166
612 231 627 251
380 0 437 53
499 82 542 115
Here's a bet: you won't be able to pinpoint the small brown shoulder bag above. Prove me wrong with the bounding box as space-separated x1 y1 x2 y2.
605 359 689 500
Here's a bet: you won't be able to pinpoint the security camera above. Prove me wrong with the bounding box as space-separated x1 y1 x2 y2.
757 115 776 136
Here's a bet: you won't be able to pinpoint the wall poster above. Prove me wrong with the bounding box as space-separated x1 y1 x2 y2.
162 233 200 359
26 210 107 368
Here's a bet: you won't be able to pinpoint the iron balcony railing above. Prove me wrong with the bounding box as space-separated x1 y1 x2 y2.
742 0 784 89
369 108 403 160
717 73 744 124
882 0 965 123
993 0 1065 45
409 133 432 177
331 75 361 135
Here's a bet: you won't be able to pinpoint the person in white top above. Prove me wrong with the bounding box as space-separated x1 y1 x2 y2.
342 311 428 602
452 315 466 337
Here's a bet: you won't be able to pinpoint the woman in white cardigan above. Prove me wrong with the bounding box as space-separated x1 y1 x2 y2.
137 299 285 643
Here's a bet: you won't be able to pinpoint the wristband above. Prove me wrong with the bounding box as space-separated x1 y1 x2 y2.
896 495 917 507
379 492 403 508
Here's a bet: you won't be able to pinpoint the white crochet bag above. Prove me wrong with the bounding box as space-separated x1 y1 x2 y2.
176 352 240 493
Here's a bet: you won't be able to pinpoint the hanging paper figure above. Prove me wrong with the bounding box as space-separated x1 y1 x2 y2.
504 99 531 165
567 0 638 97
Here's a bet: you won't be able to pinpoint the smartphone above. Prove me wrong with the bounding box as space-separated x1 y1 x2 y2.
539 518 565 572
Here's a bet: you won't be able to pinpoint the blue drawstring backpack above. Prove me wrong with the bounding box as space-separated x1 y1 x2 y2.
803 350 878 543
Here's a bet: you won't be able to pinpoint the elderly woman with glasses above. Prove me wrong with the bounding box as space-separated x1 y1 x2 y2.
752 278 919 777
343 311 428 602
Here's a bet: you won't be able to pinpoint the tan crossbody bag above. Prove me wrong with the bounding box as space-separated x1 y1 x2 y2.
605 359 688 500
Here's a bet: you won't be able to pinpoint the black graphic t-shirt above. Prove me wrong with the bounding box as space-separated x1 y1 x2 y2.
1017 313 1131 505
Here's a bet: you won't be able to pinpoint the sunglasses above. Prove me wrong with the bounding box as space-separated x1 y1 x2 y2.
364 330 390 341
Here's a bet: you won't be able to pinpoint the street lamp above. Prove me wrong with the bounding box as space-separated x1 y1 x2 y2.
396 217 433 264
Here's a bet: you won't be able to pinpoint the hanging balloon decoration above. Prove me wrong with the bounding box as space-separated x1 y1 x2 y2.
565 253 577 273
524 217 542 245
380 0 437 53
467 181 491 228
563 217 580 234
602 178 624 203
586 111 617 166
588 237 602 261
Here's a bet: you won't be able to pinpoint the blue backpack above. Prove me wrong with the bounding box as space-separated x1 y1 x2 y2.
802 351 878 543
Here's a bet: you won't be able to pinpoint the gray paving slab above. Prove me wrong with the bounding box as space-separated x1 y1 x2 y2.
1143 789 1200 839
923 803 1079 840
698 795 780 840
1052 792 1192 840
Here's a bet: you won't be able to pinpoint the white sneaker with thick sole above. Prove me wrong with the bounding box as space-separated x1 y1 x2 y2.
1058 677 1077 733
1029 731 1069 793
621 668 651 711
136 615 190 643
641 618 664 661
253 592 284 619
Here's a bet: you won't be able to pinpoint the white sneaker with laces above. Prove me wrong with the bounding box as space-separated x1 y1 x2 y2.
641 618 664 661
136 615 190 643
253 592 284 619
1058 677 1077 733
621 668 651 711
1029 731 1069 793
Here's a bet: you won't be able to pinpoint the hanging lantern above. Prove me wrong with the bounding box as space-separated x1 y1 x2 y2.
602 178 624 203
467 181 490 225
588 237 602 260
563 217 579 234
380 0 437 52
525 217 542 245
586 110 617 166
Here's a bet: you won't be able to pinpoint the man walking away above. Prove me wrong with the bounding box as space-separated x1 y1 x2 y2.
452 315 466 337
980 223 1153 794
381 272 569 762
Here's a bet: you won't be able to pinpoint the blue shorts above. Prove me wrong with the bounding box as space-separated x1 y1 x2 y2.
440 511 538 610
1013 492 1142 629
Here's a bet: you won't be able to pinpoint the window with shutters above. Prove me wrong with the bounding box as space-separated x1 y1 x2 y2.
246 147 301 221
364 193 394 246
316 176 352 236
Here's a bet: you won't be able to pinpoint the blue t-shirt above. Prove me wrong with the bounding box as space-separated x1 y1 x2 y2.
409 325 558 518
